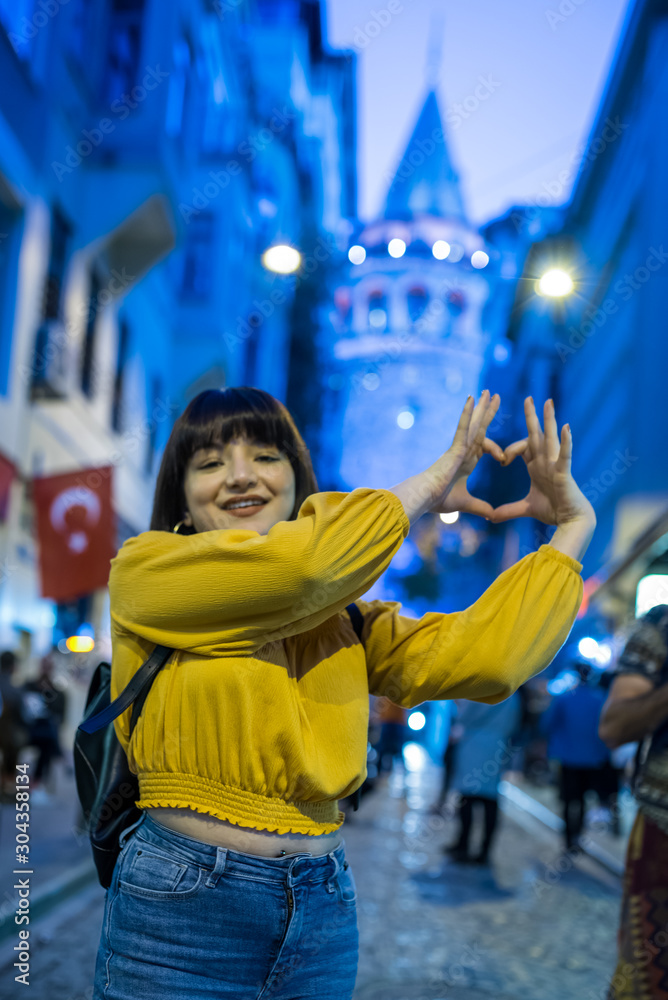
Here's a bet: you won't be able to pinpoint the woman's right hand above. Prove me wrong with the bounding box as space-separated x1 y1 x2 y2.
389 391 504 524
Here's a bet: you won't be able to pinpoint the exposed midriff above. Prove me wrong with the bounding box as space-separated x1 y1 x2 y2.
146 807 343 857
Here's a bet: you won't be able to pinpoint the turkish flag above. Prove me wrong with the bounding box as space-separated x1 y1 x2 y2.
33 466 116 602
0 451 15 521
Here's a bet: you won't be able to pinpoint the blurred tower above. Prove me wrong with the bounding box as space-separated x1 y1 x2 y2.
322 87 494 492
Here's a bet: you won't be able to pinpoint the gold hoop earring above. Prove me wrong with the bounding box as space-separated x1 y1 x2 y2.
173 520 186 533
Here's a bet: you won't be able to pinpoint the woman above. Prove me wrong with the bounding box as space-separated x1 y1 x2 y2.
444 693 521 864
93 387 595 999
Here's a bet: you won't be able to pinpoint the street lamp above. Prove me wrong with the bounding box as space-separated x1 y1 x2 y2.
262 244 301 274
537 268 574 297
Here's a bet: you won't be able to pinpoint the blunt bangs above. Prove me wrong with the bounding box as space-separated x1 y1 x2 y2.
150 387 318 533
175 388 295 466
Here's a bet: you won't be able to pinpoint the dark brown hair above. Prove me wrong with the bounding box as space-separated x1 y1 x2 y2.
150 387 319 534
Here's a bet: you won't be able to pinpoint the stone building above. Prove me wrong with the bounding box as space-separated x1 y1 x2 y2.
322 90 494 497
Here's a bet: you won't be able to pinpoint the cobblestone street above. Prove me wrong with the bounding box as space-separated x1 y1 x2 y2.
0 754 622 1000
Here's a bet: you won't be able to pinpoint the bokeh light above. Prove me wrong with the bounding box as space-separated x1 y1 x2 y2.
262 244 301 274
388 238 406 258
432 240 451 260
537 268 573 297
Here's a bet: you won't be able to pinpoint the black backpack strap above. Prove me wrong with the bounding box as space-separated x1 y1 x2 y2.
346 602 364 644
78 644 173 735
345 603 365 812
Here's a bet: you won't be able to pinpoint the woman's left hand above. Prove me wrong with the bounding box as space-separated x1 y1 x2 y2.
492 397 596 527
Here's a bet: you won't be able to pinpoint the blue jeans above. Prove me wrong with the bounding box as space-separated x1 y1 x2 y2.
93 811 359 999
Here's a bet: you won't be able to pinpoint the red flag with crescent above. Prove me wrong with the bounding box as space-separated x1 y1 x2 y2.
33 466 116 602
0 451 16 521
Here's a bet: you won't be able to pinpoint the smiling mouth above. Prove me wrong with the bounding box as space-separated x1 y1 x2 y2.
222 499 269 511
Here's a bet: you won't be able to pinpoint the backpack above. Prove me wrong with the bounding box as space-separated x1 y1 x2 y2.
74 603 366 889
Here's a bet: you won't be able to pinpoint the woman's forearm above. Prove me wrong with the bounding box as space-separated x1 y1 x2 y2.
388 470 440 526
548 514 596 563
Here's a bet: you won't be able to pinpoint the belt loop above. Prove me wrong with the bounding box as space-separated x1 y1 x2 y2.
286 855 301 890
325 850 341 894
205 847 228 888
119 812 146 850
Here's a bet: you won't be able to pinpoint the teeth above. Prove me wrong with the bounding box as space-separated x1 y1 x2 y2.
227 500 265 509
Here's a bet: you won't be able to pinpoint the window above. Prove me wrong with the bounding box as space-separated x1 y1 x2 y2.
244 317 260 384
80 267 102 397
68 0 94 63
43 208 71 321
0 198 20 396
144 374 161 476
181 212 214 299
368 291 387 332
199 24 233 154
407 286 428 323
111 317 129 433
445 289 466 316
104 0 145 104
165 38 192 137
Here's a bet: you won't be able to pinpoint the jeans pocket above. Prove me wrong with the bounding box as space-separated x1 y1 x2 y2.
118 840 203 900
335 863 358 908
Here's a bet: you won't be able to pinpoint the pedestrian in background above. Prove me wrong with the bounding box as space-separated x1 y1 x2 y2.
430 701 463 816
22 653 67 799
92 388 594 998
444 694 521 864
542 660 611 851
0 649 27 798
373 696 409 776
599 604 668 1000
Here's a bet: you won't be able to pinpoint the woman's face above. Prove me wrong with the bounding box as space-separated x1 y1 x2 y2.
182 436 296 535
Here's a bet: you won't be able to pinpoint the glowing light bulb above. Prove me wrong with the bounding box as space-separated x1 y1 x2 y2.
538 268 573 297
262 245 301 274
388 238 406 258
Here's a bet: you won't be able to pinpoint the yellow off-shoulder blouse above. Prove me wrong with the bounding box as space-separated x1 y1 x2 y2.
109 488 583 835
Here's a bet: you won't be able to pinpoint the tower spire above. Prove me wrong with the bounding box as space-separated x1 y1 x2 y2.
425 8 445 89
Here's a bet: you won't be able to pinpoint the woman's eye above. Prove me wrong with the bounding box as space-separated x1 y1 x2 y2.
200 461 220 469
257 455 279 462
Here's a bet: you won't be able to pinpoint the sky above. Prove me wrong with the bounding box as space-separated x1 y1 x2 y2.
326 0 632 226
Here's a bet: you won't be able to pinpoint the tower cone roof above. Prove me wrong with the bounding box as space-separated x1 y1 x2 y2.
383 89 466 222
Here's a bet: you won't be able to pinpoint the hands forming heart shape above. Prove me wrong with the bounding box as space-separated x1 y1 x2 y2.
430 391 596 527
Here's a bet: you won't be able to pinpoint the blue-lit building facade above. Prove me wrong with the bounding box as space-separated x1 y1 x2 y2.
0 0 356 667
479 0 668 641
